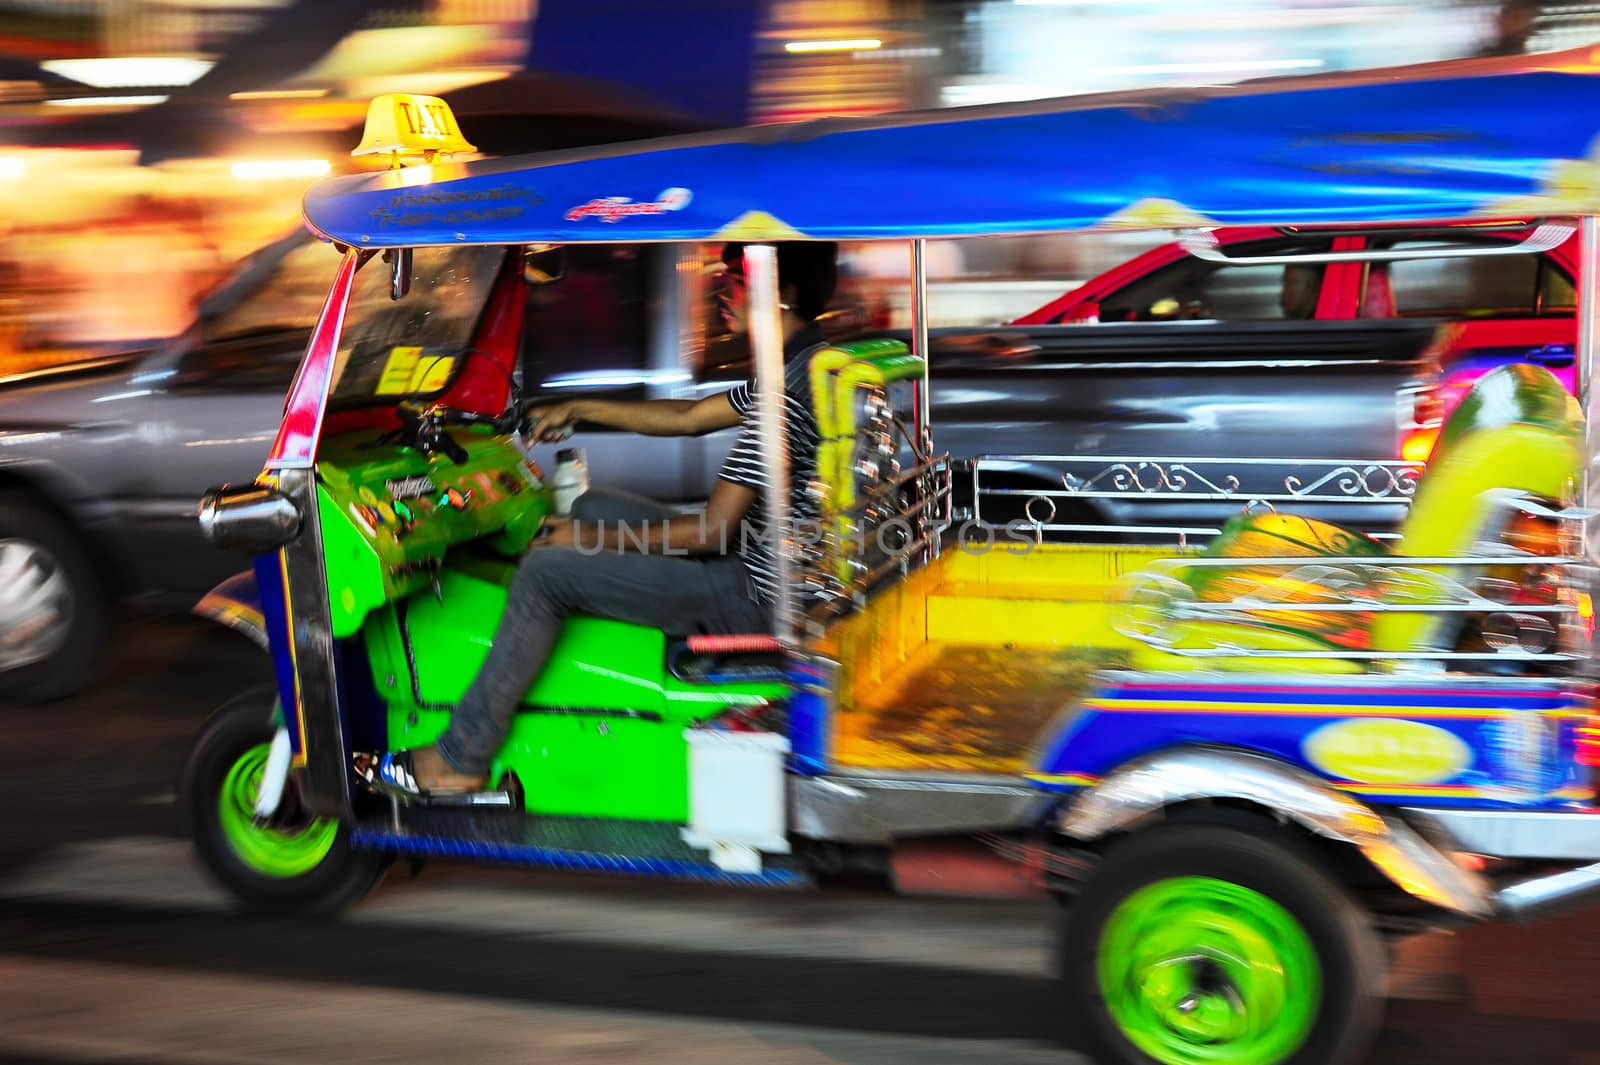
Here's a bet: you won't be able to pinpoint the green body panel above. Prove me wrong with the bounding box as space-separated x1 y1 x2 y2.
832 337 910 363
318 486 390 638
313 425 787 822
404 568 674 711
361 564 787 821
1097 876 1320 1065
317 429 551 636
859 350 927 383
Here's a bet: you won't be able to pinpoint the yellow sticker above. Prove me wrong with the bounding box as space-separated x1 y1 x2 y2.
408 355 455 393
376 346 423 395
1303 718 1473 785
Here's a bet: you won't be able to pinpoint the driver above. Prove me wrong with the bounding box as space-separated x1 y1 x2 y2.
368 241 839 798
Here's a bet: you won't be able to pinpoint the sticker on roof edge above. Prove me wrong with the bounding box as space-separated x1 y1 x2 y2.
565 187 693 223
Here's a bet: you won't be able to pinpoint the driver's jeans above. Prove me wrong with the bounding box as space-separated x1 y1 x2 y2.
435 488 771 777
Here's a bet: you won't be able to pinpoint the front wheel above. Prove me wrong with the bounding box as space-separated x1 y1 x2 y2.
183 686 388 915
1060 823 1385 1065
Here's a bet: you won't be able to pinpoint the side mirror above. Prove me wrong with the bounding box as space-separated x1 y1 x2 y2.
198 483 303 554
522 244 565 286
386 247 412 300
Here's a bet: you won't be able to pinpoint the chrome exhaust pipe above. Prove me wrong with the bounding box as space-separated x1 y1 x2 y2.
1496 860 1600 922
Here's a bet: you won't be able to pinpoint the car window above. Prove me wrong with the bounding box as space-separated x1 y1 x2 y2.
174 239 337 390
520 244 651 400
205 239 338 342
1365 240 1574 318
1097 240 1331 322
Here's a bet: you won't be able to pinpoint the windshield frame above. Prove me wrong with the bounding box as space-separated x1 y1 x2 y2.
324 243 510 413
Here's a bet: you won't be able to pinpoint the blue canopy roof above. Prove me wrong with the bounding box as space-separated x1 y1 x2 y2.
303 48 1600 248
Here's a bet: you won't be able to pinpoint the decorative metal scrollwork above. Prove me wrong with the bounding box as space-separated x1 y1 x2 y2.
1283 464 1421 499
1062 462 1242 497
1039 458 1424 502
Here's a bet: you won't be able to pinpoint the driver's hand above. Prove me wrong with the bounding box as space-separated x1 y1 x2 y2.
532 516 576 549
526 402 580 443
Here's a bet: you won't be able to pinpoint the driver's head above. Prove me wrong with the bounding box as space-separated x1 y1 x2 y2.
719 241 839 331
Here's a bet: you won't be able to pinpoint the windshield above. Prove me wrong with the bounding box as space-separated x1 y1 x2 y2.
328 245 506 406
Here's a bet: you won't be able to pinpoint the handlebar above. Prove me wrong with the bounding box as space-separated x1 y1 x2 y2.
435 432 469 464
387 396 536 464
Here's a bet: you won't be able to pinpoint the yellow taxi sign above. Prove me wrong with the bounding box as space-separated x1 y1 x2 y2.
351 93 476 164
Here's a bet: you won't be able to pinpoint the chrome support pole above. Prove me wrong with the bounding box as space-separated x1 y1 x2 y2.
911 239 933 455
911 239 937 558
1581 216 1600 671
744 245 797 647
270 466 352 818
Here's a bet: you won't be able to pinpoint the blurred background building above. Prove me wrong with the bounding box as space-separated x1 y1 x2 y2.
1 0 1597 360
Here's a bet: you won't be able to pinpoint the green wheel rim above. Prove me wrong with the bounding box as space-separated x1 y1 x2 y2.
217 742 337 878
1097 876 1320 1065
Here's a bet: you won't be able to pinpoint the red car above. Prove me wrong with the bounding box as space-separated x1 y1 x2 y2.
1016 221 1579 460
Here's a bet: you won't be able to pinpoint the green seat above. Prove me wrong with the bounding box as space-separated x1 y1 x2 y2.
1122 364 1581 671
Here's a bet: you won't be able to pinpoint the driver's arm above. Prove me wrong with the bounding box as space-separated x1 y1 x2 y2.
529 393 740 440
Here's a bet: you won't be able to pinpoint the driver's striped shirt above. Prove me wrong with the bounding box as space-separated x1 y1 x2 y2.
719 330 826 606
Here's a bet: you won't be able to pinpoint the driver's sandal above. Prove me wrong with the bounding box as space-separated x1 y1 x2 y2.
357 750 513 808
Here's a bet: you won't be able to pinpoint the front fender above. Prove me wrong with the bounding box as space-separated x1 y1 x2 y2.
193 570 268 652
1056 746 1493 918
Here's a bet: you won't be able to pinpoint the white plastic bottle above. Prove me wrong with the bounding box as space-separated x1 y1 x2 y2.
549 447 590 516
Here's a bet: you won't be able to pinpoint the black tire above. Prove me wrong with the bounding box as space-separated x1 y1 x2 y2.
183 686 388 916
1060 822 1385 1065
0 494 109 703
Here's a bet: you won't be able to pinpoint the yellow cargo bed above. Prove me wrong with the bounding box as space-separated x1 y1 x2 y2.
819 544 1185 774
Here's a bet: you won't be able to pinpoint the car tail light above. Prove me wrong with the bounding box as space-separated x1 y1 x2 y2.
1400 426 1439 463
1563 588 1599 650
1397 382 1442 462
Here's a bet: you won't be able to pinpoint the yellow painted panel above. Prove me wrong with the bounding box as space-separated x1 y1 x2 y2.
926 594 1135 649
940 543 1191 587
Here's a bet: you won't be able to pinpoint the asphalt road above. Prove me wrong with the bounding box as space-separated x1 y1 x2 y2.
3 614 1600 1064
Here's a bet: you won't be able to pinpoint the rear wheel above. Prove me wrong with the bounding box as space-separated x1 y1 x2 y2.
1060 823 1384 1065
185 686 387 915
0 494 108 703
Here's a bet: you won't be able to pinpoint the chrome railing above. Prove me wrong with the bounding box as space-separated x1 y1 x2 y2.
802 455 953 626
968 454 1425 544
1115 548 1594 665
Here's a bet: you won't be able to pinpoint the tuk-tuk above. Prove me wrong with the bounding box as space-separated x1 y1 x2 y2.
185 51 1600 1065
